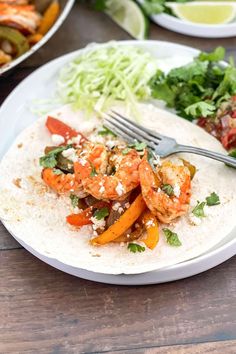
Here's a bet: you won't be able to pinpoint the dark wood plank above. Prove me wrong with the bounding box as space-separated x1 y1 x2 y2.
0 249 235 353
110 340 236 353
0 223 21 250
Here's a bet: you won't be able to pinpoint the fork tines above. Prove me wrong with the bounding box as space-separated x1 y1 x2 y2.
104 111 161 151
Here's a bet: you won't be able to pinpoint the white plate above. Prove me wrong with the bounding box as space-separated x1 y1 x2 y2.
152 13 236 38
0 40 235 285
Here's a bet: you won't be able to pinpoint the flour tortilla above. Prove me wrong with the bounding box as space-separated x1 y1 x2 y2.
0 103 235 274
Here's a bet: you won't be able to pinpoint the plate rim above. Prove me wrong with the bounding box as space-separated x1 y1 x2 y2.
0 39 235 283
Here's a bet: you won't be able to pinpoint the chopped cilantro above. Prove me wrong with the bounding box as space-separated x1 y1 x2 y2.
53 168 63 175
98 125 117 137
229 149 236 158
163 228 182 247
90 162 97 177
122 148 131 155
198 47 225 62
94 207 109 220
128 243 145 253
128 141 147 151
206 192 220 206
39 145 72 168
185 102 215 118
162 184 174 196
70 194 79 208
147 149 157 171
192 201 206 218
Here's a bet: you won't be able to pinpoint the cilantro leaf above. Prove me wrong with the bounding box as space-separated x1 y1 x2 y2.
206 192 220 206
39 145 72 168
53 168 63 175
89 162 97 176
70 194 79 208
98 125 117 137
229 149 236 158
128 141 147 151
92 0 107 11
163 228 182 247
162 184 174 196
94 207 109 220
192 201 206 218
128 243 145 253
185 102 215 118
122 148 131 155
198 47 225 62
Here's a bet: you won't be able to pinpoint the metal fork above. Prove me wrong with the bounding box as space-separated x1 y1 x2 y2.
104 110 236 168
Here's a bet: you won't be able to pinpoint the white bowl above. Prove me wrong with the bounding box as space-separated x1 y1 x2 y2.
152 13 236 38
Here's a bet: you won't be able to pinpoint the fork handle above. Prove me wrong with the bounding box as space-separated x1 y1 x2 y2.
175 144 236 168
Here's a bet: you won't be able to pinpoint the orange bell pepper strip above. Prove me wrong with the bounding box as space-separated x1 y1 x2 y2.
66 207 93 227
46 116 87 143
91 194 146 245
27 33 43 45
38 0 60 35
142 210 159 250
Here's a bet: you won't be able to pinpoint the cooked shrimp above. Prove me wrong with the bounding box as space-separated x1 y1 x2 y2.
139 155 191 223
41 168 84 196
74 149 141 200
0 4 41 34
42 143 108 196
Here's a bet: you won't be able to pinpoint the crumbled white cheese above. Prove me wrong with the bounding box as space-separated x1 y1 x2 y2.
116 182 124 196
189 215 202 226
62 148 78 162
106 140 116 149
78 158 87 166
51 134 65 146
173 184 181 198
71 135 81 145
73 207 79 214
112 202 121 211
204 206 213 217
99 185 105 193
118 207 124 214
124 202 130 209
90 216 106 230
146 220 155 228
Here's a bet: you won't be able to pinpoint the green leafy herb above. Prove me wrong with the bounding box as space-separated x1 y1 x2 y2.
198 47 225 62
53 168 63 175
162 184 174 196
39 145 71 168
128 243 145 253
163 228 182 247
229 149 236 158
192 201 206 218
206 192 220 206
94 207 109 220
98 125 117 137
185 102 215 118
149 47 236 122
122 148 131 155
90 162 97 177
70 194 79 208
123 141 147 155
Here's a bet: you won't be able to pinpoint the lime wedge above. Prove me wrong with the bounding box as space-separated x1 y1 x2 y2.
105 0 148 40
166 1 236 25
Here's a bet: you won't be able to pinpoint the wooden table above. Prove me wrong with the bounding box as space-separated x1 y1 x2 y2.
0 3 235 353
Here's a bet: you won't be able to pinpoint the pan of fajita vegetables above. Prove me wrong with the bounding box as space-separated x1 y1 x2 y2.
0 0 74 75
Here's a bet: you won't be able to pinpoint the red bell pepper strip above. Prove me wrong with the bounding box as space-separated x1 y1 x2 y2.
66 207 93 227
46 116 87 143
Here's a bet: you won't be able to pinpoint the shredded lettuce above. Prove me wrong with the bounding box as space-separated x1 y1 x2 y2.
57 44 159 116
